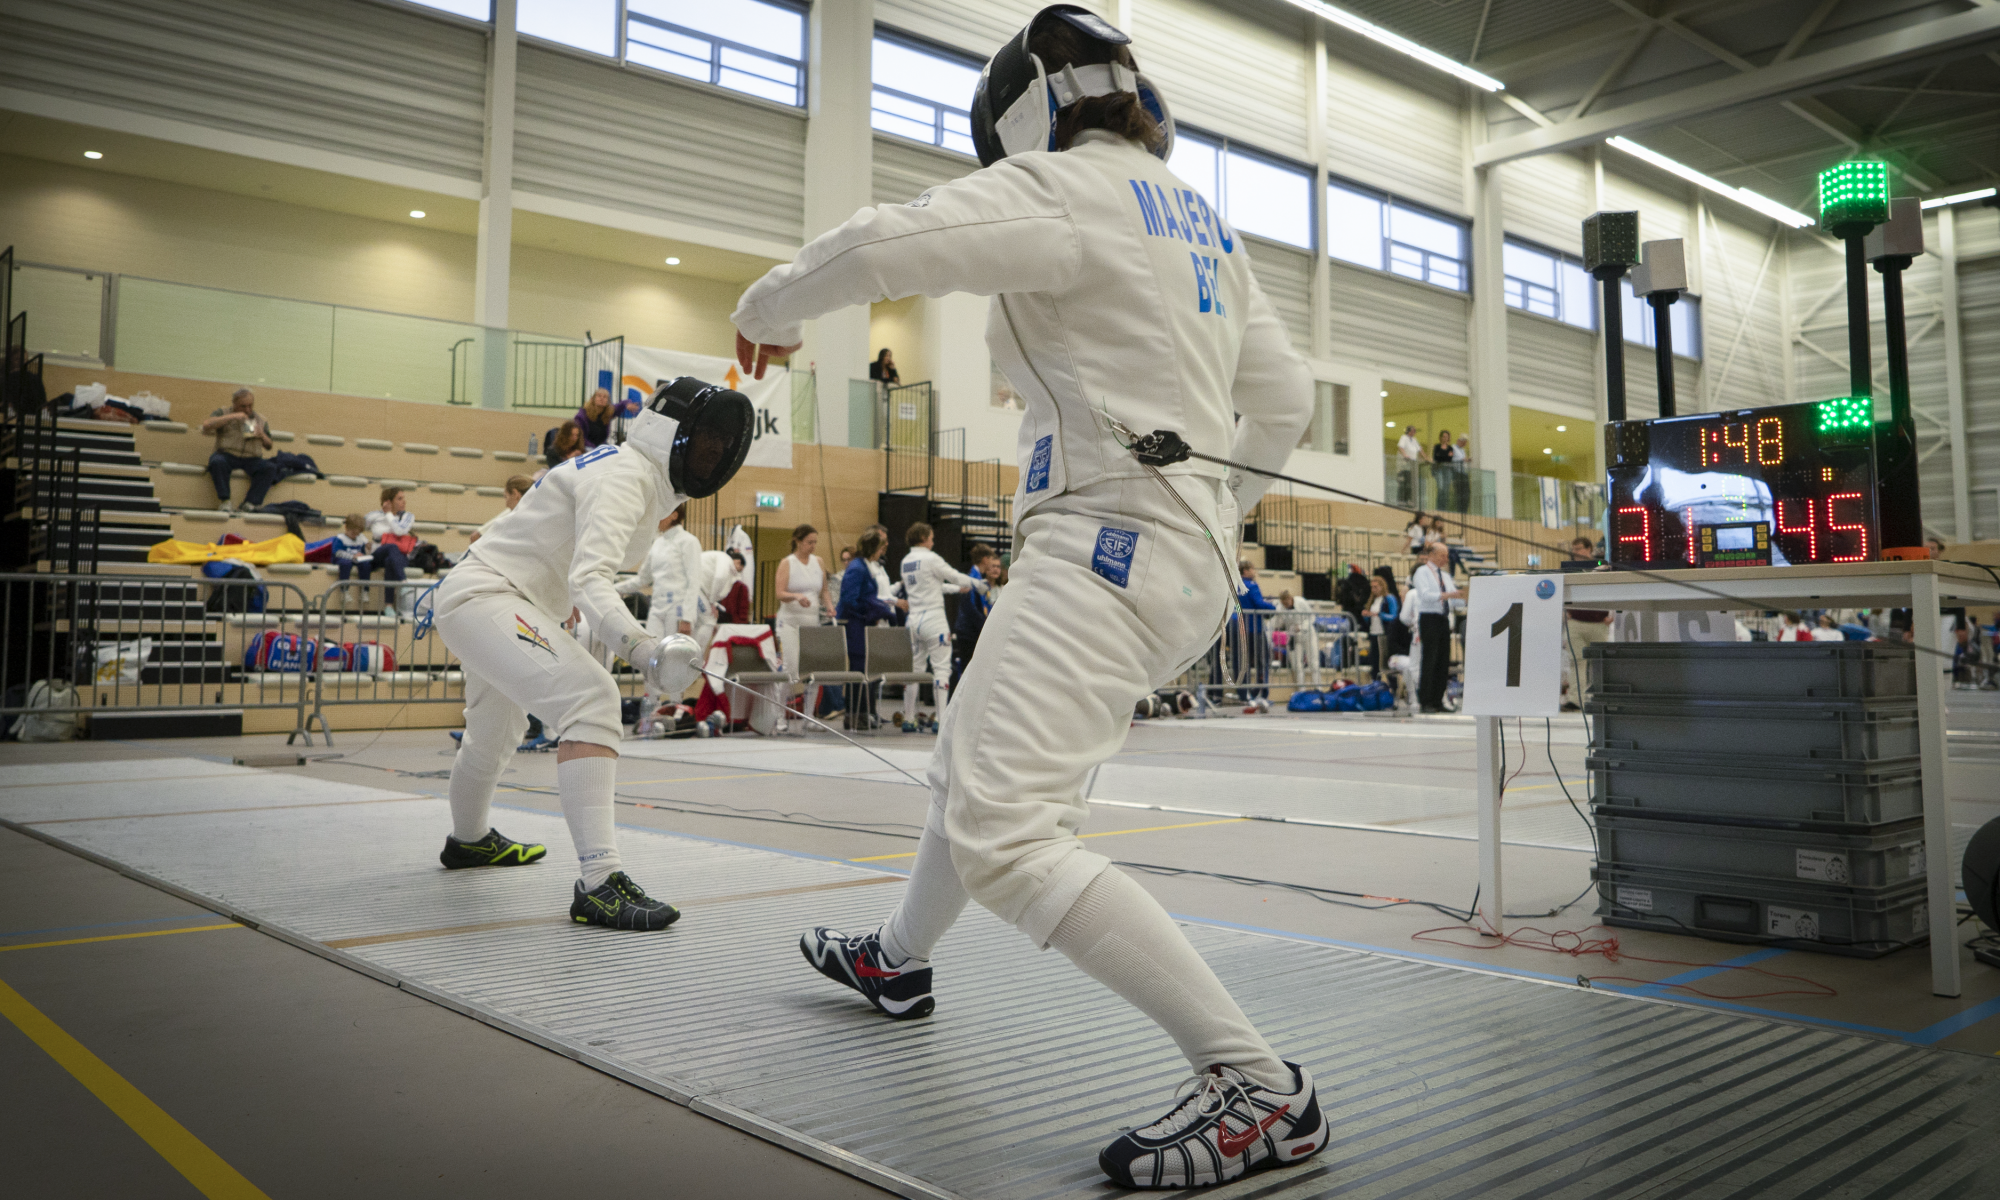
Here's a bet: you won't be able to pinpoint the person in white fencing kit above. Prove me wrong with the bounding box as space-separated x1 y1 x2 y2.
430 378 753 930
899 521 986 714
732 7 1323 1188
617 507 708 733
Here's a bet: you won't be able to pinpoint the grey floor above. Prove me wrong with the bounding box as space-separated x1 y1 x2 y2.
3 710 1998 1198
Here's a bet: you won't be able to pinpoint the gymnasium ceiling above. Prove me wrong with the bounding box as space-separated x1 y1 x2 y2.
1332 0 2000 210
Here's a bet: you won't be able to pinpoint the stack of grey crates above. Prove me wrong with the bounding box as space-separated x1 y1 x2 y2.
1584 642 1927 957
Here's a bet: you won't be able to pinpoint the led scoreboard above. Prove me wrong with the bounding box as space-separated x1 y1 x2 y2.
1604 396 1880 569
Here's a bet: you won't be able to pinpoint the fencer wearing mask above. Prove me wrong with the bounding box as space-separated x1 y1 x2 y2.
616 506 708 735
430 378 752 931
732 6 1321 1187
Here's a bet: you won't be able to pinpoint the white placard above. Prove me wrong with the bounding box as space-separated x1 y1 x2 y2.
1612 611 1739 642
1462 574 1564 716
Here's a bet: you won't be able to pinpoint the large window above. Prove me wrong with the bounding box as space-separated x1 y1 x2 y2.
405 0 490 19
1169 130 1314 251
871 34 981 157
1326 180 1466 292
624 0 806 106
1620 279 1702 359
519 0 616 56
1503 238 1595 330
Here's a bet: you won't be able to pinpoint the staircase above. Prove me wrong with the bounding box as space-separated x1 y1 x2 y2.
4 418 173 568
934 496 1012 558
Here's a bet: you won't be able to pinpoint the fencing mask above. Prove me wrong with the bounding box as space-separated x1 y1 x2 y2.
646 376 755 499
969 4 1173 168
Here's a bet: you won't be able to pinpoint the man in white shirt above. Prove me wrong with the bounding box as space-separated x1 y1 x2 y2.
1395 425 1423 505
1409 541 1462 713
898 521 987 714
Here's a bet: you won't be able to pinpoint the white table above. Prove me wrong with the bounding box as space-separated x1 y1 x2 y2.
1474 559 2000 998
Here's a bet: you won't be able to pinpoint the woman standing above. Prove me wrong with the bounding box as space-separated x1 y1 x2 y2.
869 348 901 386
1432 430 1458 512
733 6 1323 1184
774 523 833 681
1362 573 1396 676
835 529 903 728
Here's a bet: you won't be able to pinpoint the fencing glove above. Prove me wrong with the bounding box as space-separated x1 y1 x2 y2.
636 634 703 698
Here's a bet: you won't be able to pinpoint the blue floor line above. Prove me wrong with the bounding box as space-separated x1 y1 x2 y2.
1907 995 2000 1046
1625 947 1793 999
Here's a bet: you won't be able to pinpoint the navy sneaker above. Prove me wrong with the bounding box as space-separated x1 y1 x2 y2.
570 872 680 931
439 828 547 869
1099 1062 1327 1189
799 926 933 1020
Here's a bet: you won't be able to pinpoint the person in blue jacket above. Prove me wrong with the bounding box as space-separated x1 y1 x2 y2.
950 544 1002 693
1232 560 1274 701
838 528 904 728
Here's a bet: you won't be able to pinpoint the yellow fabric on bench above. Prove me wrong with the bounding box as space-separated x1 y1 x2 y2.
148 533 306 565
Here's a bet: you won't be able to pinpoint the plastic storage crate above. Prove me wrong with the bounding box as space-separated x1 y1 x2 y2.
1592 811 1927 889
1593 864 1928 958
1588 753 1922 826
1585 642 1914 701
1585 696 1920 762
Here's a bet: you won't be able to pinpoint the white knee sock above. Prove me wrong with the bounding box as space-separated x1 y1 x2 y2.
448 754 504 843
557 755 622 889
879 827 969 964
1047 867 1290 1091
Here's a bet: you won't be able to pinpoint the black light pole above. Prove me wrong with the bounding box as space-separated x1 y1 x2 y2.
1649 294 1678 417
1867 196 1925 555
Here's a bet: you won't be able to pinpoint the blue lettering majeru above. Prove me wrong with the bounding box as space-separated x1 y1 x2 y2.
1128 181 1233 254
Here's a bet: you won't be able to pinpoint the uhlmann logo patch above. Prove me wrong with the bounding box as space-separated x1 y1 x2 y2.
1093 527 1139 588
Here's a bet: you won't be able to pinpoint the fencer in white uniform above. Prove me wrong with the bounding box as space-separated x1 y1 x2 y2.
431 379 752 930
617 509 708 730
898 522 986 709
735 6 1323 1187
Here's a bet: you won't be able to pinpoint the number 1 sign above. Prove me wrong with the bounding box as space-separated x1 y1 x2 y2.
1462 574 1565 716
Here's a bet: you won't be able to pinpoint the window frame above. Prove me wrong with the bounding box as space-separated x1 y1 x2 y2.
372 0 492 29
868 28 984 159
1324 173 1469 295
1618 277 1704 361
1502 235 1597 331
618 0 810 109
1171 124 1318 253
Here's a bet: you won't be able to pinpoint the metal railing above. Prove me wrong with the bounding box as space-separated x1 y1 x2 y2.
1383 455 1496 515
0 574 315 742
1172 606 1463 715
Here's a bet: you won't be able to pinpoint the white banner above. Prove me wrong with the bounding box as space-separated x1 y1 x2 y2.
611 343 792 470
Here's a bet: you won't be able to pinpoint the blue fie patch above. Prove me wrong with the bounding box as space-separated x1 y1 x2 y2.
1026 435 1052 492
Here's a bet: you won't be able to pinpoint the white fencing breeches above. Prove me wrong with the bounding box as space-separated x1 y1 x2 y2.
434 560 627 876
907 607 952 701
922 476 1237 946
777 618 809 682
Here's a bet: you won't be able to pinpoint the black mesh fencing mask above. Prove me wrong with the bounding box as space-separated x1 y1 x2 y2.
647 376 755 499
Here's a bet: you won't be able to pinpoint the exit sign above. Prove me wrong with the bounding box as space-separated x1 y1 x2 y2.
755 491 784 510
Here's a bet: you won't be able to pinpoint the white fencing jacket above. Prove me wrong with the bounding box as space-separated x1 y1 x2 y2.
732 130 1312 522
899 545 982 613
463 411 685 666
617 525 707 628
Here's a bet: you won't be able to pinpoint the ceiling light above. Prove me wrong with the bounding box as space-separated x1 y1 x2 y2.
1385 420 1396 427
664 257 681 265
1543 447 1553 454
1921 187 1997 210
409 210 426 218
83 150 102 160
1556 425 1566 432
1379 390 1389 397
1606 137 1813 228
1276 0 1503 91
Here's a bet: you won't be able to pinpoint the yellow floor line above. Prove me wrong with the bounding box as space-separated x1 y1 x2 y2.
0 979 271 1199
0 924 244 953
615 772 789 785
850 817 1248 862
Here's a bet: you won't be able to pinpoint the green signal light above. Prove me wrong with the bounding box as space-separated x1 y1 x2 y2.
1816 395 1873 434
1818 161 1890 232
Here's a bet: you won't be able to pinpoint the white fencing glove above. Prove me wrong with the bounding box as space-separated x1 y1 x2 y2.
638 633 703 697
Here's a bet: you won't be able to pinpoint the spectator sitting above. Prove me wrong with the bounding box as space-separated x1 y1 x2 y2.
468 474 533 545
869 348 901 386
575 387 616 450
1562 535 1613 710
1405 512 1429 555
332 513 372 581
544 421 584 469
364 486 416 616
838 545 855 570
1811 614 1847 642
1775 612 1811 642
201 387 277 514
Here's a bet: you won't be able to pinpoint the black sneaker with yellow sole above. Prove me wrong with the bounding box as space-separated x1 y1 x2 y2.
439 829 547 869
570 871 681 931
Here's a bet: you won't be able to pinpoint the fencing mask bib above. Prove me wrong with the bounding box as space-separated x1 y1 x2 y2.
645 376 755 499
969 4 1173 169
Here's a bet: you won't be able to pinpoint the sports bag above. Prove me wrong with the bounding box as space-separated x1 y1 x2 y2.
243 632 318 672
338 641 396 673
1286 689 1327 712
